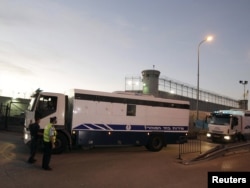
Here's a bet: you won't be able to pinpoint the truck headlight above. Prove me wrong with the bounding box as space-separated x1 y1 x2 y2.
206 133 211 138
24 133 29 140
224 135 231 140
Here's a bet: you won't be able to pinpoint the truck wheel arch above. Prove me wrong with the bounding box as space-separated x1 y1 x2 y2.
53 130 71 154
146 134 165 152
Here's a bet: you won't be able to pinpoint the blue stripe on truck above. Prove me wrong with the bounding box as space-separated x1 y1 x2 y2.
73 124 188 132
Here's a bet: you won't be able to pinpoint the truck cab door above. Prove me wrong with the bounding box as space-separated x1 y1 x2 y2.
231 117 241 133
36 93 65 129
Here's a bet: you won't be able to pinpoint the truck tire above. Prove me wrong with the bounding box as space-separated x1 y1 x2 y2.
146 134 164 152
53 132 67 154
235 133 246 142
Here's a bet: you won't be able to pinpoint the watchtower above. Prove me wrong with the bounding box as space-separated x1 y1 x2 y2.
141 69 160 97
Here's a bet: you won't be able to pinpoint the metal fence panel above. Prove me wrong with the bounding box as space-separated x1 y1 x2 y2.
178 134 202 159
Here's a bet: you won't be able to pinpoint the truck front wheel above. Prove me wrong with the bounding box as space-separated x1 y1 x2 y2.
146 135 164 152
53 132 67 154
235 133 246 142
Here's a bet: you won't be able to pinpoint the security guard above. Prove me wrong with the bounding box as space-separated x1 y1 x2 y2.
27 117 42 163
42 116 57 171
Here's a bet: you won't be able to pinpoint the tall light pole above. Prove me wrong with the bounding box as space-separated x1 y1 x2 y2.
196 36 213 120
239 80 248 110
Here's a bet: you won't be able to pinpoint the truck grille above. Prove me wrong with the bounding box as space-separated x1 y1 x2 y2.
212 130 223 134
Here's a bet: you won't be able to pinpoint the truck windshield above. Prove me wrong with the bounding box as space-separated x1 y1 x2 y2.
209 116 230 125
27 91 40 111
27 97 37 111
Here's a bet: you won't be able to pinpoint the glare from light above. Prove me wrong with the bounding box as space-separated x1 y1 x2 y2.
224 135 231 140
0 71 35 98
206 133 211 137
206 36 213 42
127 80 132 85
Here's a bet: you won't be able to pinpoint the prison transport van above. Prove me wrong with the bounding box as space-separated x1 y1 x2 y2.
24 89 190 153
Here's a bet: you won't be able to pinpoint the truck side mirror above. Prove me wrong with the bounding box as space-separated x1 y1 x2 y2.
231 117 238 128
205 115 211 123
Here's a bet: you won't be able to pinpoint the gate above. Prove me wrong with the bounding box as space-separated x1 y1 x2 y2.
178 133 202 160
0 99 29 131
0 103 9 130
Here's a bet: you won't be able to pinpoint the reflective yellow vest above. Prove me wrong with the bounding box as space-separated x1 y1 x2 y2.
43 123 57 143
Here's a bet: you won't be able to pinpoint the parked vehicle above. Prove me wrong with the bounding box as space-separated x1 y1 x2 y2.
24 89 190 153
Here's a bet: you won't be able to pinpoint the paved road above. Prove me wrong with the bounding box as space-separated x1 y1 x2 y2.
0 131 250 188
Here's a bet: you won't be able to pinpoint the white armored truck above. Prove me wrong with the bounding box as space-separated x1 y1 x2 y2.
24 89 190 153
206 109 250 142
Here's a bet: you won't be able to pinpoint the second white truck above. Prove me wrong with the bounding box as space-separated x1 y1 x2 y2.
206 109 250 142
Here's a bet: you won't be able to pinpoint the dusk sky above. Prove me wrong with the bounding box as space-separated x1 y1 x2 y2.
1 0 250 106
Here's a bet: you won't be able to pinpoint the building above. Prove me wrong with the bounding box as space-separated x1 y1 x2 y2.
125 69 248 126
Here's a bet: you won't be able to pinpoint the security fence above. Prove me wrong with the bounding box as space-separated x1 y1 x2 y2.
125 76 240 109
178 133 202 160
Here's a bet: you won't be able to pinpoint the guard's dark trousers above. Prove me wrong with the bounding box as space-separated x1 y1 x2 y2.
28 138 38 163
42 141 52 169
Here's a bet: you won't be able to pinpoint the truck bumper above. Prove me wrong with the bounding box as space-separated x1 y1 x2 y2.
207 132 234 142
23 127 31 144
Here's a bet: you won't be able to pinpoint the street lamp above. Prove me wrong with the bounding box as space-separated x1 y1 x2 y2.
239 80 248 110
239 80 248 100
196 36 213 120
